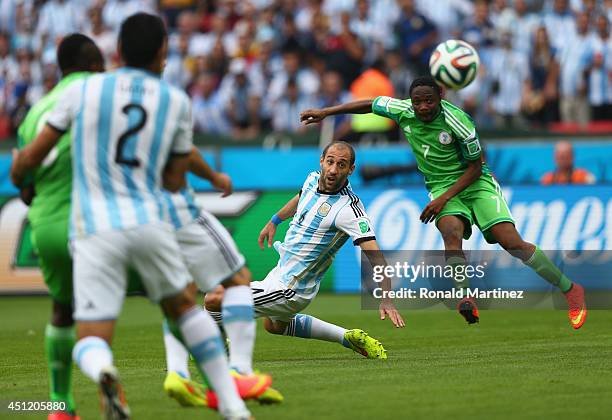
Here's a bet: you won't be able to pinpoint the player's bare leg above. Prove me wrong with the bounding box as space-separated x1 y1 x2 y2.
437 215 479 324
489 222 587 329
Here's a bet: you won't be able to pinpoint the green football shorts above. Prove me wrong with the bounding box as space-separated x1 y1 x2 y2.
31 220 145 305
430 174 515 244
31 220 73 305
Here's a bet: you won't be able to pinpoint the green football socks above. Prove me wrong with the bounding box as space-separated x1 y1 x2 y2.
45 324 76 413
524 247 572 293
447 254 470 290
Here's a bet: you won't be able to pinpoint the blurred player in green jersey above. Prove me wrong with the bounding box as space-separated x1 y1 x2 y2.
300 76 586 330
16 34 105 420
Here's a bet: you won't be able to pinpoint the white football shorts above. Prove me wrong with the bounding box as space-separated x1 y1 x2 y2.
176 210 246 292
73 223 191 321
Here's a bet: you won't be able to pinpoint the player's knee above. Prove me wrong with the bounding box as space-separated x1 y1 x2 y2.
263 318 285 335
161 286 197 321
221 267 252 287
203 286 224 311
439 225 463 248
51 301 74 327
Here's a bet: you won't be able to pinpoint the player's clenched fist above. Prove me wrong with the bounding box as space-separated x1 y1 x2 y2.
300 109 327 124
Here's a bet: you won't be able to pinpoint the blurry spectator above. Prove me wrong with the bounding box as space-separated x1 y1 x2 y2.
232 20 259 62
542 0 576 51
36 0 83 58
558 12 594 126
219 58 261 139
216 0 242 30
103 0 155 34
196 12 237 57
169 10 206 57
385 49 413 99
312 11 364 88
164 33 196 89
348 60 395 142
0 32 18 87
10 81 29 134
205 38 231 81
522 26 560 126
268 48 319 104
503 0 540 55
417 0 473 41
192 72 230 135
160 0 197 29
351 0 385 65
368 0 401 48
462 0 496 51
26 63 57 105
85 6 116 67
541 141 596 185
272 77 316 134
587 14 612 121
488 31 529 128
296 0 324 34
11 2 36 55
315 70 352 139
395 0 438 75
279 12 310 53
249 38 281 128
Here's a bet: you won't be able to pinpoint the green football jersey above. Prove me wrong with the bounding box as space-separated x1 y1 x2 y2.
17 72 90 228
371 96 490 190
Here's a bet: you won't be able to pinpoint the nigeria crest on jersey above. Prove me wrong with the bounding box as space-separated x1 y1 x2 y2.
438 131 453 145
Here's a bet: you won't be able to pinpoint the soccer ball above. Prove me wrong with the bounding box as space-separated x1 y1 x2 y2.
429 40 480 90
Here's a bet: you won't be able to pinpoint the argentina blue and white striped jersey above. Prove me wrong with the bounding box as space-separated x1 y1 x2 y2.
164 186 201 230
47 67 193 238
274 172 375 297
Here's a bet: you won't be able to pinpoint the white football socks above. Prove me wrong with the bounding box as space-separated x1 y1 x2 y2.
162 319 190 379
222 285 255 374
72 336 113 383
284 314 347 344
177 306 247 416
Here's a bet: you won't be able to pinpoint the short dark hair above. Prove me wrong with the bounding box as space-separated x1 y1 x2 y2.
409 75 442 97
119 13 167 68
57 33 103 75
322 141 355 165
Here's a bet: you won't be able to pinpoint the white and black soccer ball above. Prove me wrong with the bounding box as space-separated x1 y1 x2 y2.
429 40 480 90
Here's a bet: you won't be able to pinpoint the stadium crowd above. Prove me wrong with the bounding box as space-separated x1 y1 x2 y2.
0 0 611 141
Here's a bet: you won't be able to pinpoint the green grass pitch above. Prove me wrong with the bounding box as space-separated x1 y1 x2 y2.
2 295 612 420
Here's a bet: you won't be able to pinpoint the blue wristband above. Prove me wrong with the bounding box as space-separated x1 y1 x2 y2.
271 214 283 226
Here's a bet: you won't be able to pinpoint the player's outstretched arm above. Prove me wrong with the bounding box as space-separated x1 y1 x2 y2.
258 193 300 249
420 159 483 224
10 124 62 187
300 99 374 125
188 146 233 197
360 239 406 328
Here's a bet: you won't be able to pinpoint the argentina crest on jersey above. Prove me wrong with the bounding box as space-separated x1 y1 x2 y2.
317 201 332 217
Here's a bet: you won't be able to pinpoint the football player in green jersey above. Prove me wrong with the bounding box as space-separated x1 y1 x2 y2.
300 75 587 330
16 34 104 420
